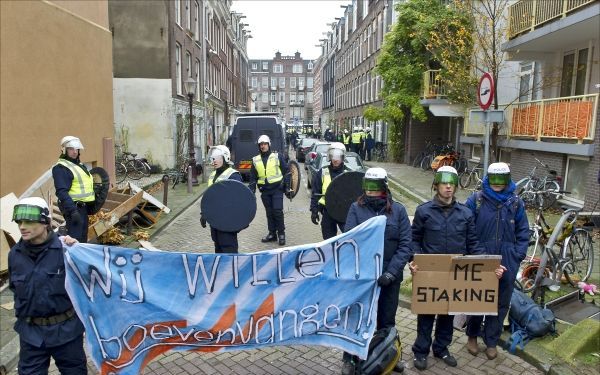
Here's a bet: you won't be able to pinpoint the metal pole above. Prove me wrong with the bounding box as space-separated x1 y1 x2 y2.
483 111 490 178
188 93 199 186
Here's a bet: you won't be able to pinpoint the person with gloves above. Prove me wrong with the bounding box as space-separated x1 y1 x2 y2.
200 145 243 253
52 136 95 242
341 167 412 375
310 142 347 239
464 162 529 360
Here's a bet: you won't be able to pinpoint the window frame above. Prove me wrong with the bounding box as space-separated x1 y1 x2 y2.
175 43 182 95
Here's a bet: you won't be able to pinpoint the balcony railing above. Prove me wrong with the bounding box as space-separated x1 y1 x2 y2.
422 70 447 100
463 94 598 143
508 0 597 39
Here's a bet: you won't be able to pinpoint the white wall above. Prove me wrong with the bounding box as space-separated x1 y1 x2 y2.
113 78 175 169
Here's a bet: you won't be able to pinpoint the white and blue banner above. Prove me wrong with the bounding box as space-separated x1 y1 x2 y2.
64 216 386 374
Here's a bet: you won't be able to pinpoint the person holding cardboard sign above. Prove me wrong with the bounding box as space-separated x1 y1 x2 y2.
464 162 528 360
341 167 412 375
409 166 487 371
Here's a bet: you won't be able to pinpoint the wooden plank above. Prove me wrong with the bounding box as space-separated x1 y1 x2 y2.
129 183 171 214
107 192 133 203
101 200 122 212
88 191 144 240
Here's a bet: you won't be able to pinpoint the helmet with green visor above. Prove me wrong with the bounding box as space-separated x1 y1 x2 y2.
12 197 51 225
487 162 511 186
434 166 458 186
363 167 388 192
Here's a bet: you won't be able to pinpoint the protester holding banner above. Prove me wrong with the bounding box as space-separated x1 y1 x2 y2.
52 135 95 242
310 142 348 239
248 135 290 246
409 165 486 371
464 162 528 360
200 145 244 253
341 167 412 375
8 197 87 374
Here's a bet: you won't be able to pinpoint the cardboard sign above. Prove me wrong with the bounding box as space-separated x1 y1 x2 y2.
411 254 501 315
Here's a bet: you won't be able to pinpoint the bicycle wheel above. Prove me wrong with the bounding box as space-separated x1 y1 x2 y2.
412 154 423 168
140 160 151 177
126 160 144 180
541 180 560 210
421 155 432 170
563 228 594 286
459 171 472 189
115 162 127 183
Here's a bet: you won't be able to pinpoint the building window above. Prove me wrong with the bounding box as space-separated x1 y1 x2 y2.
195 59 200 99
307 77 313 89
175 43 182 95
186 51 192 78
561 48 589 97
252 63 258 70
298 77 305 90
270 92 276 103
194 1 200 40
290 92 296 103
261 92 268 103
185 0 191 30
279 77 285 88
279 92 285 103
261 77 268 88
251 76 258 88
564 157 589 201
273 64 283 73
174 0 182 26
262 61 269 70
271 77 277 89
293 64 303 73
290 77 296 88
519 62 538 102
307 92 313 103
308 61 313 71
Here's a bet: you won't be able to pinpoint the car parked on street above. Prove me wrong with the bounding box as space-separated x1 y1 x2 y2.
306 151 367 189
296 138 319 162
304 142 331 170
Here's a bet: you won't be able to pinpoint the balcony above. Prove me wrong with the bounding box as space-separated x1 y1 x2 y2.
508 0 596 39
463 94 598 144
421 70 446 100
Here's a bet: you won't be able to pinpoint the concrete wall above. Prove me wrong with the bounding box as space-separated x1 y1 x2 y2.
109 0 170 78
113 79 175 169
0 0 114 197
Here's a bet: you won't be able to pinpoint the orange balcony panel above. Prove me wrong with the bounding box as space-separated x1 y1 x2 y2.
511 105 539 136
542 101 593 140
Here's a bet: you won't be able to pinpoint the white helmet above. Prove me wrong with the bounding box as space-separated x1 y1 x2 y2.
434 166 458 186
365 127 371 132
358 127 363 132
209 145 231 164
61 136 84 153
257 135 271 145
12 196 51 224
488 162 510 174
364 167 387 180
327 142 346 161
363 167 388 191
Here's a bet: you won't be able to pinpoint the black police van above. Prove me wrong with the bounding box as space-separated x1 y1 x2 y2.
229 112 288 180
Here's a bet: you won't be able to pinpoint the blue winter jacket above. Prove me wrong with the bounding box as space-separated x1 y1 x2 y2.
344 200 412 280
411 198 484 255
464 188 529 275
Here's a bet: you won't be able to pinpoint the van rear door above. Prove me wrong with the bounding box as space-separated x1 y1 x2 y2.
231 117 257 176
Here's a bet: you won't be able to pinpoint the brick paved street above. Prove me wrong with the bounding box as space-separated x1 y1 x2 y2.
35 168 543 375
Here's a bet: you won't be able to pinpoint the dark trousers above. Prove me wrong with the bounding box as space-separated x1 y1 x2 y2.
210 227 239 253
344 144 351 152
65 205 88 243
261 189 285 234
366 148 372 161
320 207 344 240
466 271 515 348
352 143 360 153
412 314 454 357
19 335 87 375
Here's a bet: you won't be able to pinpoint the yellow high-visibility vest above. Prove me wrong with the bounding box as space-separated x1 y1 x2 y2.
352 133 362 144
318 167 332 206
208 167 237 186
252 153 283 185
56 159 95 202
343 134 351 144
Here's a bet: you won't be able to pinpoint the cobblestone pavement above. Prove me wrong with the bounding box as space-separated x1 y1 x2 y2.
37 165 543 375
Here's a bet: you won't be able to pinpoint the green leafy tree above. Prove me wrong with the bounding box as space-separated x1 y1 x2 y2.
365 0 474 161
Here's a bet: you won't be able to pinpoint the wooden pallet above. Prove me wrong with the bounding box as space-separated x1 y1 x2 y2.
88 189 143 240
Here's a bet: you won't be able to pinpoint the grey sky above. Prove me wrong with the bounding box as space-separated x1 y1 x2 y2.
231 0 350 60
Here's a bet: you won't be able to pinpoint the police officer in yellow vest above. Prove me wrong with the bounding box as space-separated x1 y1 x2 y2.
52 136 95 243
249 135 290 246
342 129 351 152
351 127 363 154
310 142 347 239
200 145 244 253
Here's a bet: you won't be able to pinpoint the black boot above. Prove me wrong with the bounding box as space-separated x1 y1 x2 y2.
261 232 277 243
278 233 286 246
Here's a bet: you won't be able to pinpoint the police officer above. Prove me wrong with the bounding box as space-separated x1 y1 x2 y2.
351 127 363 154
8 197 87 374
465 163 527 360
410 166 503 371
310 143 347 239
341 168 412 375
364 127 375 161
52 136 95 243
249 135 290 246
342 129 351 152
200 145 244 253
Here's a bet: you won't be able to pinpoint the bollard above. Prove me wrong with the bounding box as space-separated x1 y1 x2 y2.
187 166 193 194
162 175 170 205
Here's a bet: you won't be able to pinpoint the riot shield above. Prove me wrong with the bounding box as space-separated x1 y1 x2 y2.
287 160 301 199
89 167 110 214
200 179 256 232
325 171 365 223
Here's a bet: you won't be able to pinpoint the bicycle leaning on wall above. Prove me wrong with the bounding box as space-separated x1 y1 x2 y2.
515 156 562 210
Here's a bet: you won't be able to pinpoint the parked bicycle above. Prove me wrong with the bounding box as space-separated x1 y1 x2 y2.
521 205 594 304
115 144 152 181
372 142 388 162
515 156 562 210
458 162 483 190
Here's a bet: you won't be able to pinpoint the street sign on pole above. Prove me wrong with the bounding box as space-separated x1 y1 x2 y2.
475 72 497 177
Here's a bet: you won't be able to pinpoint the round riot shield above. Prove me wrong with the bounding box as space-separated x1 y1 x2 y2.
325 171 365 223
287 160 301 199
89 167 110 214
201 179 256 232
